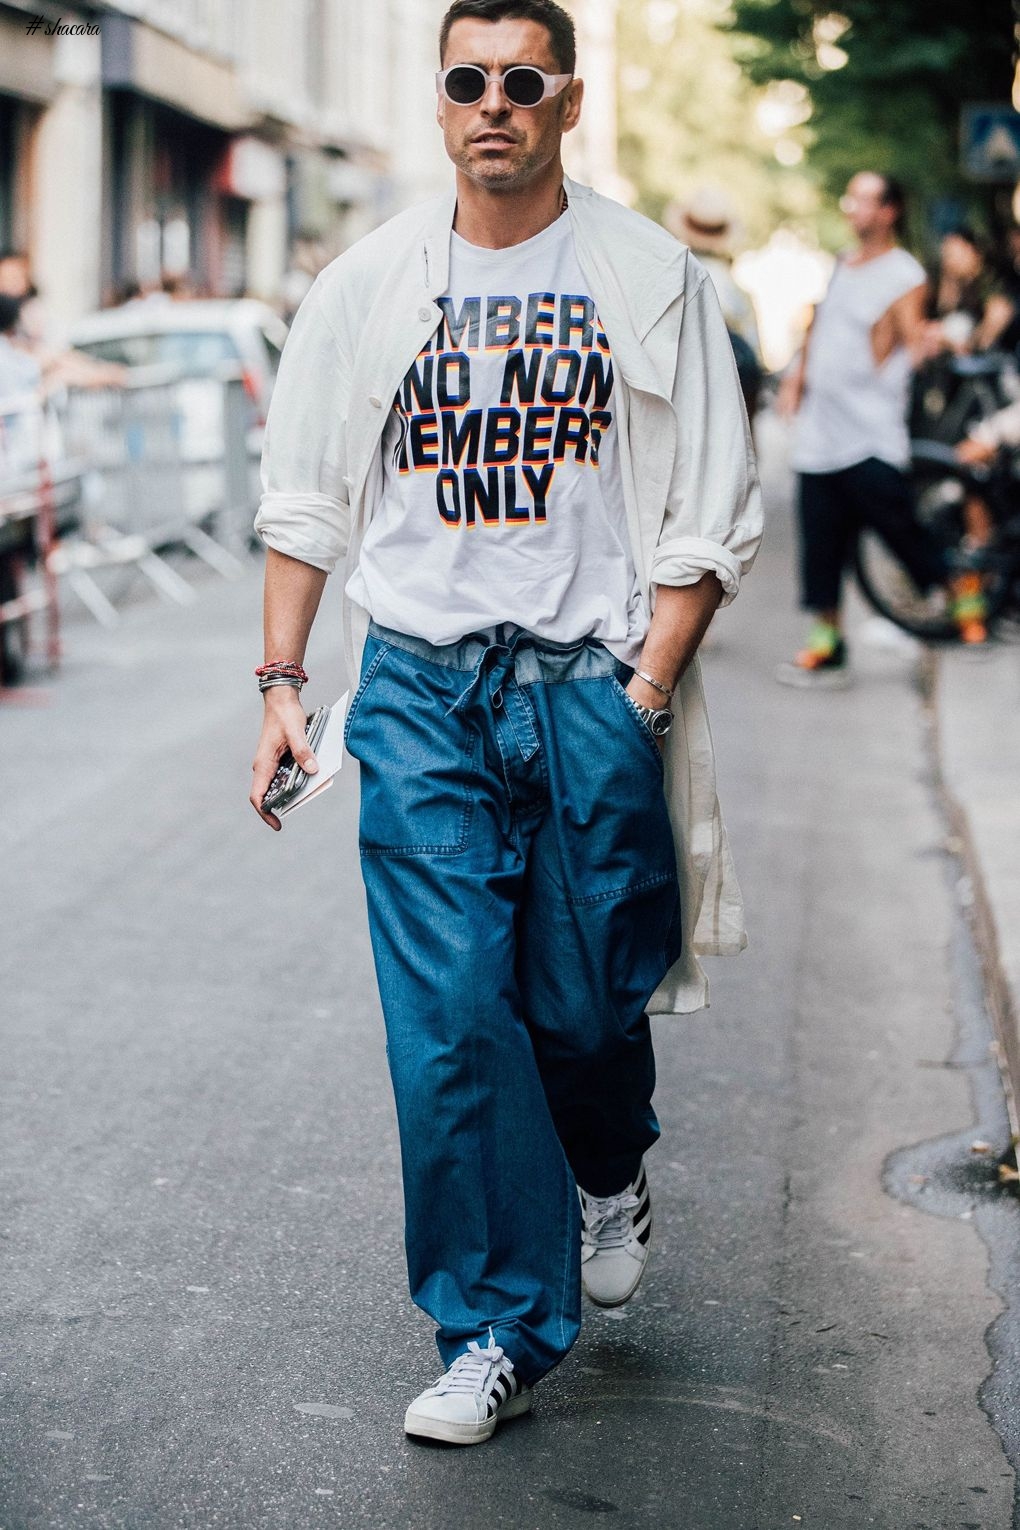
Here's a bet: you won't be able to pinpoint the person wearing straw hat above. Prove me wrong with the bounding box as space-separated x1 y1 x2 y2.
668 187 762 419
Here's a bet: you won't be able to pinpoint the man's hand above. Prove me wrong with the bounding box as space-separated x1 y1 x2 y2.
956 436 996 468
625 573 725 756
625 673 671 754
775 369 803 419
250 548 328 831
249 686 320 831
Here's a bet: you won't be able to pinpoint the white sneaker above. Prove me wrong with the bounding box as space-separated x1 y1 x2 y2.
403 1334 533 1445
579 1161 652 1307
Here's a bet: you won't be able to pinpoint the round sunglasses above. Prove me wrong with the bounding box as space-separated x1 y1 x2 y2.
436 64 573 108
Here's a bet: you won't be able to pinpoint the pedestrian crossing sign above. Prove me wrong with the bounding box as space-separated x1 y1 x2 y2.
961 104 1020 182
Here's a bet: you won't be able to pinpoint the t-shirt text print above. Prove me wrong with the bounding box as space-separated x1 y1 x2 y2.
392 285 613 529
346 214 648 662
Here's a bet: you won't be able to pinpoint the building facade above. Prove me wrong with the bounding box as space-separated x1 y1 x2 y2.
0 0 617 340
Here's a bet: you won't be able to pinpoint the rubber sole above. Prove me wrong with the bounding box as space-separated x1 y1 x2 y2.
404 1388 533 1445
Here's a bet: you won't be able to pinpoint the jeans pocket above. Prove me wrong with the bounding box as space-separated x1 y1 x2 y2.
608 676 665 771
347 648 475 857
343 638 392 751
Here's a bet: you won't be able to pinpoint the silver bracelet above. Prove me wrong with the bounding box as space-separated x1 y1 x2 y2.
634 668 673 700
258 675 304 693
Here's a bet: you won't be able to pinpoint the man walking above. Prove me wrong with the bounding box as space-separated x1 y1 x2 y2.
777 172 957 686
250 0 761 1445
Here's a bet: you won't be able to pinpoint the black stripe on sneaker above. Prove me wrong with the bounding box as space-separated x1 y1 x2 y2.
632 1167 652 1245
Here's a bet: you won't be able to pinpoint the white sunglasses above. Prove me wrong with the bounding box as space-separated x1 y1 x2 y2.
436 64 572 108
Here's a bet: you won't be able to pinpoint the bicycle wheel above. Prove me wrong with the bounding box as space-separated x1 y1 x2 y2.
854 462 1011 640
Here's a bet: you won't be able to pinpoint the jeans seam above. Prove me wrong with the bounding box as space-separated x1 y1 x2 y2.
567 869 676 909
558 1146 576 1359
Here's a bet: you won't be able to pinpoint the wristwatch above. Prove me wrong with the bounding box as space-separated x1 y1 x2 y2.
630 701 673 737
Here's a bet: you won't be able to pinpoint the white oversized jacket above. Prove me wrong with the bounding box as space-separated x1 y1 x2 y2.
255 175 764 1014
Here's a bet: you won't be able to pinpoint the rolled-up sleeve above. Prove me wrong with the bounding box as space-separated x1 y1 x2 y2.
650 272 764 605
254 277 351 574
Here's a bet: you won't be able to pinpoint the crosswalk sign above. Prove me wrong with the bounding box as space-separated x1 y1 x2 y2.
961 104 1020 182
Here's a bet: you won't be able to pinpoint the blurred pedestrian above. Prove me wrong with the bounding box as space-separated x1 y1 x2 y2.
0 250 48 356
923 227 1016 356
776 172 971 684
995 225 1020 354
0 294 42 398
0 250 125 392
0 292 43 688
279 233 327 324
250 0 761 1446
668 186 763 419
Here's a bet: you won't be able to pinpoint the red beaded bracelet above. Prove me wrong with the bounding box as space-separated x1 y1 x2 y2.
255 659 308 683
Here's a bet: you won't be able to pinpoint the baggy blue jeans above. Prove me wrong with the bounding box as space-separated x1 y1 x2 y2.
343 619 683 1386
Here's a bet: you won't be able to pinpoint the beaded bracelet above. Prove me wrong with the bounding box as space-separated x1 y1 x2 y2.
256 659 308 693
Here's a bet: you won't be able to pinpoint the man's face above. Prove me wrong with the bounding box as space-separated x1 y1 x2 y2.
940 233 982 283
0 256 30 299
839 173 895 240
438 17 582 193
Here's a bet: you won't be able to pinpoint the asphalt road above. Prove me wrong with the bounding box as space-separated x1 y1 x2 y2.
3 419 1019 1529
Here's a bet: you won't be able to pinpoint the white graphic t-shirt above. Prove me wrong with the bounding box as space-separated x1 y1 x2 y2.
345 213 648 663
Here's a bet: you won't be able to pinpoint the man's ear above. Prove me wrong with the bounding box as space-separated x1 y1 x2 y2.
562 78 584 134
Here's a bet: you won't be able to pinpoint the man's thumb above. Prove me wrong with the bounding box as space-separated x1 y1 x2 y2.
290 734 318 773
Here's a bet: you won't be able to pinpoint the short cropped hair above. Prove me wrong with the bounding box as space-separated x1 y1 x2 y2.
439 0 576 75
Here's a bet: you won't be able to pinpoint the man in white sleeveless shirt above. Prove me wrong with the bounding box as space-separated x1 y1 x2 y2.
777 172 955 686
249 0 761 1443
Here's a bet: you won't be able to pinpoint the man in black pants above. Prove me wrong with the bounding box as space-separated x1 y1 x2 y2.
776 172 953 687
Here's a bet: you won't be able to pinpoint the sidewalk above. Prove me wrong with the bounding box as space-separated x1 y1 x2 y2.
935 640 1020 1141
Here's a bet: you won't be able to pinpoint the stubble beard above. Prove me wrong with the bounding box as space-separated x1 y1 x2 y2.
451 138 554 194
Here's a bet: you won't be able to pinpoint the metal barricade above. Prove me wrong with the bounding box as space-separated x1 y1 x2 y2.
52 364 250 625
218 368 258 560
0 390 63 683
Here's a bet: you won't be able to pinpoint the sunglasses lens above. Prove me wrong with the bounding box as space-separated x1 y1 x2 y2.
445 66 485 104
503 67 545 106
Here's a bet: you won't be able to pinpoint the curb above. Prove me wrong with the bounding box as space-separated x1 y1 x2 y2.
924 648 1020 1153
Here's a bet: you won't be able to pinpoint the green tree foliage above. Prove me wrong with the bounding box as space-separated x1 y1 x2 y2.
617 0 822 248
725 0 1014 241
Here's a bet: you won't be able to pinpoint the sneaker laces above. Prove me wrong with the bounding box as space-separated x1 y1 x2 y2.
583 1191 639 1249
432 1332 514 1398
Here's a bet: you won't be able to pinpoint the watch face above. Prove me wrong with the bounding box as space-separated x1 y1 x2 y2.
648 709 673 736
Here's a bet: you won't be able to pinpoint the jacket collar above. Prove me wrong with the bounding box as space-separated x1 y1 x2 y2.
563 175 686 343
418 177 684 322
423 187 457 300
414 175 684 401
